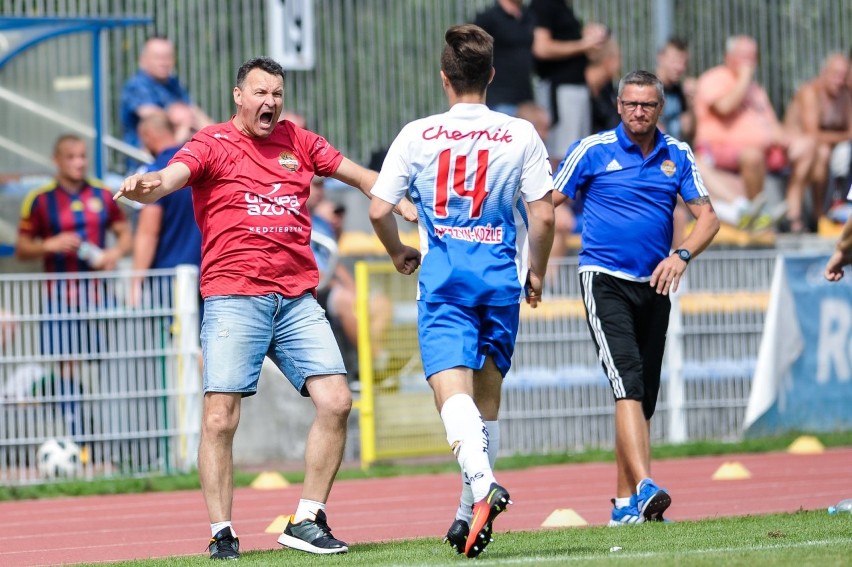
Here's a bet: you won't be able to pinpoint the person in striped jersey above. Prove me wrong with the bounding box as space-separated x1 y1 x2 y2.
552 70 720 526
17 134 130 274
16 134 131 440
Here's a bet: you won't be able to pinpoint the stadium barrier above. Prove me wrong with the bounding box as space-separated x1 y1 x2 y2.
355 250 778 469
746 252 852 435
0 267 201 485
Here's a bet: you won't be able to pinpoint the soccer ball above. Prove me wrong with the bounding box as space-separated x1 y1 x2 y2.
36 438 81 478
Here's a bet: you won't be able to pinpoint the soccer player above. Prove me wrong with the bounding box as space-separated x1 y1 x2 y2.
553 70 720 525
17 134 131 438
17 134 131 273
116 56 415 559
369 24 555 558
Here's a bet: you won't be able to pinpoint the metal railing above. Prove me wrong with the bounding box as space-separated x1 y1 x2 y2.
0 266 201 485
356 250 778 467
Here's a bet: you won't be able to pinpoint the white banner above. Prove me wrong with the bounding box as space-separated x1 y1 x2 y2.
266 0 315 70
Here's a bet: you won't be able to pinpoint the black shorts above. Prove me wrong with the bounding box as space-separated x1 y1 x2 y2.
579 271 671 419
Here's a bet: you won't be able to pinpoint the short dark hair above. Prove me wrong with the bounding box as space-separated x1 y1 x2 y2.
440 24 493 96
661 37 688 53
617 70 664 100
236 57 286 88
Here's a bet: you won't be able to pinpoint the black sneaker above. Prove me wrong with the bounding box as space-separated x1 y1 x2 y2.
277 510 348 554
443 519 469 554
465 483 511 558
208 527 240 560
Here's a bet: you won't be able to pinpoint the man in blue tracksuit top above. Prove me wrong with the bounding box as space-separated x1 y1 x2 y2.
553 70 720 526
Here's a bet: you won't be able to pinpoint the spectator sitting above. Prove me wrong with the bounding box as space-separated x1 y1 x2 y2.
120 36 213 167
655 37 695 142
474 0 535 116
694 35 819 233
784 52 852 220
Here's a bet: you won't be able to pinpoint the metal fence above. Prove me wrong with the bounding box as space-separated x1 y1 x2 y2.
0 249 794 474
0 267 201 485
503 251 777 455
356 250 778 467
0 0 849 174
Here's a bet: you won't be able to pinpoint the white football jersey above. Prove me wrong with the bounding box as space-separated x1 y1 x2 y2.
371 103 552 306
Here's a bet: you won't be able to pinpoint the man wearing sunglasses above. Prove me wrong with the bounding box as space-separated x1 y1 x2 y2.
552 70 719 526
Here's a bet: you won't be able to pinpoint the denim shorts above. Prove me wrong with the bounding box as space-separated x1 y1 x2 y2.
201 293 346 397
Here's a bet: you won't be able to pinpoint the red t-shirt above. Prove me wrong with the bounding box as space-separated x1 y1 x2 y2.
170 119 344 298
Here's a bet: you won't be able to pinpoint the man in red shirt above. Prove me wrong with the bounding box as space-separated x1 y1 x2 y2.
116 57 414 559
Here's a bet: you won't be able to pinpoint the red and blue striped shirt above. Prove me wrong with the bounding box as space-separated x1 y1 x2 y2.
18 179 126 273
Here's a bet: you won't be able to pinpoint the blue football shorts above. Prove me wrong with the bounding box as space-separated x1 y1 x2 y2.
417 301 520 379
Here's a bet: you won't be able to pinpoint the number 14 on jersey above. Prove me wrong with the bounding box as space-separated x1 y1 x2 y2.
434 148 490 219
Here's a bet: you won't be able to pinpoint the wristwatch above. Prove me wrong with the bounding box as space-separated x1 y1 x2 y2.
673 248 691 264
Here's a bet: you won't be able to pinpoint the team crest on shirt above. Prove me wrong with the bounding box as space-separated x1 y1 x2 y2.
87 198 103 214
278 151 299 172
660 160 676 177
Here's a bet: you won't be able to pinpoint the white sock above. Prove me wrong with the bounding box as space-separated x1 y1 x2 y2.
456 420 500 523
294 498 326 523
614 497 631 509
713 199 744 225
456 473 474 523
440 394 495 502
486 420 500 469
734 196 751 211
211 521 233 537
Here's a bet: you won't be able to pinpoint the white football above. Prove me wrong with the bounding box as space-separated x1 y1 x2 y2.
36 438 81 478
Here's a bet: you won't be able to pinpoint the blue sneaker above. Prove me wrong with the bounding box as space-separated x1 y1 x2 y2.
608 496 643 527
636 478 671 521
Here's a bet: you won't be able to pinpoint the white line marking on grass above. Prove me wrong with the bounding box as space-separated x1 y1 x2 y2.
407 539 852 566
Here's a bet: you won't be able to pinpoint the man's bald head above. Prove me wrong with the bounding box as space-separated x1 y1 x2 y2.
137 109 178 155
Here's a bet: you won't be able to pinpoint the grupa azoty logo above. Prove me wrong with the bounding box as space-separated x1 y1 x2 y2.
245 183 301 216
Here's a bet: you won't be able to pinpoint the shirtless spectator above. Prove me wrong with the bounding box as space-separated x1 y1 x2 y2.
694 35 819 232
784 52 852 219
